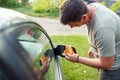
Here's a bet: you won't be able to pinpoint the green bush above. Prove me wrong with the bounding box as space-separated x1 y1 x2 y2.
31 0 63 13
110 0 120 12
110 1 120 12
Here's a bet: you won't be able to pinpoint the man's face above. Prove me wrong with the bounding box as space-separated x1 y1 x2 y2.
68 19 85 28
67 14 88 28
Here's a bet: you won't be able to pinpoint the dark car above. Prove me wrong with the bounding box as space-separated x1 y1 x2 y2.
0 7 69 80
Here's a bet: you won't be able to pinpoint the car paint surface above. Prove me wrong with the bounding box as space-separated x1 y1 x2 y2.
0 7 63 80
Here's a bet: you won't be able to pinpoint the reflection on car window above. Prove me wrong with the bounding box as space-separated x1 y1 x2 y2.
15 23 55 80
17 26 49 59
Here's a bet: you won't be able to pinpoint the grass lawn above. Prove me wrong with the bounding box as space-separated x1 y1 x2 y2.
50 35 99 80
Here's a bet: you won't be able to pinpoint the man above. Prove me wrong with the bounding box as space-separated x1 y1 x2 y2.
60 0 120 80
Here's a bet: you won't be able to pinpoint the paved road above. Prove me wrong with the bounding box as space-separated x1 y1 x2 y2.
31 16 87 35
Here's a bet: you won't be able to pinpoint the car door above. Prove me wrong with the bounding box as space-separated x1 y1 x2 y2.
15 22 63 80
0 21 63 80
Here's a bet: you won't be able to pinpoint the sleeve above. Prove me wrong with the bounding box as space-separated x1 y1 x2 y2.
95 27 115 57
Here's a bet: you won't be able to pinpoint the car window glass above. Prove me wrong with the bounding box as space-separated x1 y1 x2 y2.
15 23 55 80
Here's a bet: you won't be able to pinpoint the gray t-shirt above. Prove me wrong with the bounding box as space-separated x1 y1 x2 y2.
87 3 120 70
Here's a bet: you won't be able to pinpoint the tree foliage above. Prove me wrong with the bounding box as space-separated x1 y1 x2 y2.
0 0 29 8
0 0 18 7
110 0 120 12
21 0 29 6
31 0 64 13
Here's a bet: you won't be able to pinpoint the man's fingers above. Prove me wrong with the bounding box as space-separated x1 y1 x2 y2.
66 53 70 56
89 51 94 58
65 53 70 59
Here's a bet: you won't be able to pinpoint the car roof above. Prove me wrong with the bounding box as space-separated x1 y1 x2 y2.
0 7 32 30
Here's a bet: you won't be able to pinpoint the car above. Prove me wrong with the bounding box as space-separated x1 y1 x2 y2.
0 7 69 80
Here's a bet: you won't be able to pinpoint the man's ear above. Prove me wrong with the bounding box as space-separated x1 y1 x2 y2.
81 14 88 21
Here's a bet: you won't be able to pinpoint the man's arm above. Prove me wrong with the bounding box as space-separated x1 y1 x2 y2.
65 53 114 70
77 55 114 69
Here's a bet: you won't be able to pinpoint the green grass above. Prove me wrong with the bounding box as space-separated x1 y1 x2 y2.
50 35 99 80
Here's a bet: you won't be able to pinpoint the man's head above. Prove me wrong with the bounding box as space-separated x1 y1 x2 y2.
60 0 88 27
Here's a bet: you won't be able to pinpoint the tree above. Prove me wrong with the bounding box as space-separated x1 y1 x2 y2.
0 0 20 7
21 0 29 6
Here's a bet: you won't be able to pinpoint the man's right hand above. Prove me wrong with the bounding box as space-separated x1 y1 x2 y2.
88 48 94 58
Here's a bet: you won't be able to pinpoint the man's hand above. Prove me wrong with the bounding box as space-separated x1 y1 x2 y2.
40 60 50 75
88 48 94 58
65 53 79 63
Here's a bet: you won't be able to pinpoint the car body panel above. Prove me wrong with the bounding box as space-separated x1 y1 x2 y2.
0 8 63 80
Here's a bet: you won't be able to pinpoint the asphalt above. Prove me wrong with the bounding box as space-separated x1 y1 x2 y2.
31 17 87 36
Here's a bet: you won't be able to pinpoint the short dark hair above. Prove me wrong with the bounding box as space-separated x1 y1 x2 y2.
60 0 88 25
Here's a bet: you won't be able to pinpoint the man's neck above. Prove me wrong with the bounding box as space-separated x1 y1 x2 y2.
87 5 95 24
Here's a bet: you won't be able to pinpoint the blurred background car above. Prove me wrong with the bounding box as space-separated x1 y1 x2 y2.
0 7 64 80
84 0 99 4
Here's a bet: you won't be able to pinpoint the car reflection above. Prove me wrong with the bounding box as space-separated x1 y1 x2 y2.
17 26 55 79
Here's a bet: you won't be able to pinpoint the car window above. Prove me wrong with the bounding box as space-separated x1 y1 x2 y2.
15 23 55 80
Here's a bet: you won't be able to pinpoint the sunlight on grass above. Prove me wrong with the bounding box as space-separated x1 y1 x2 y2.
50 35 99 80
